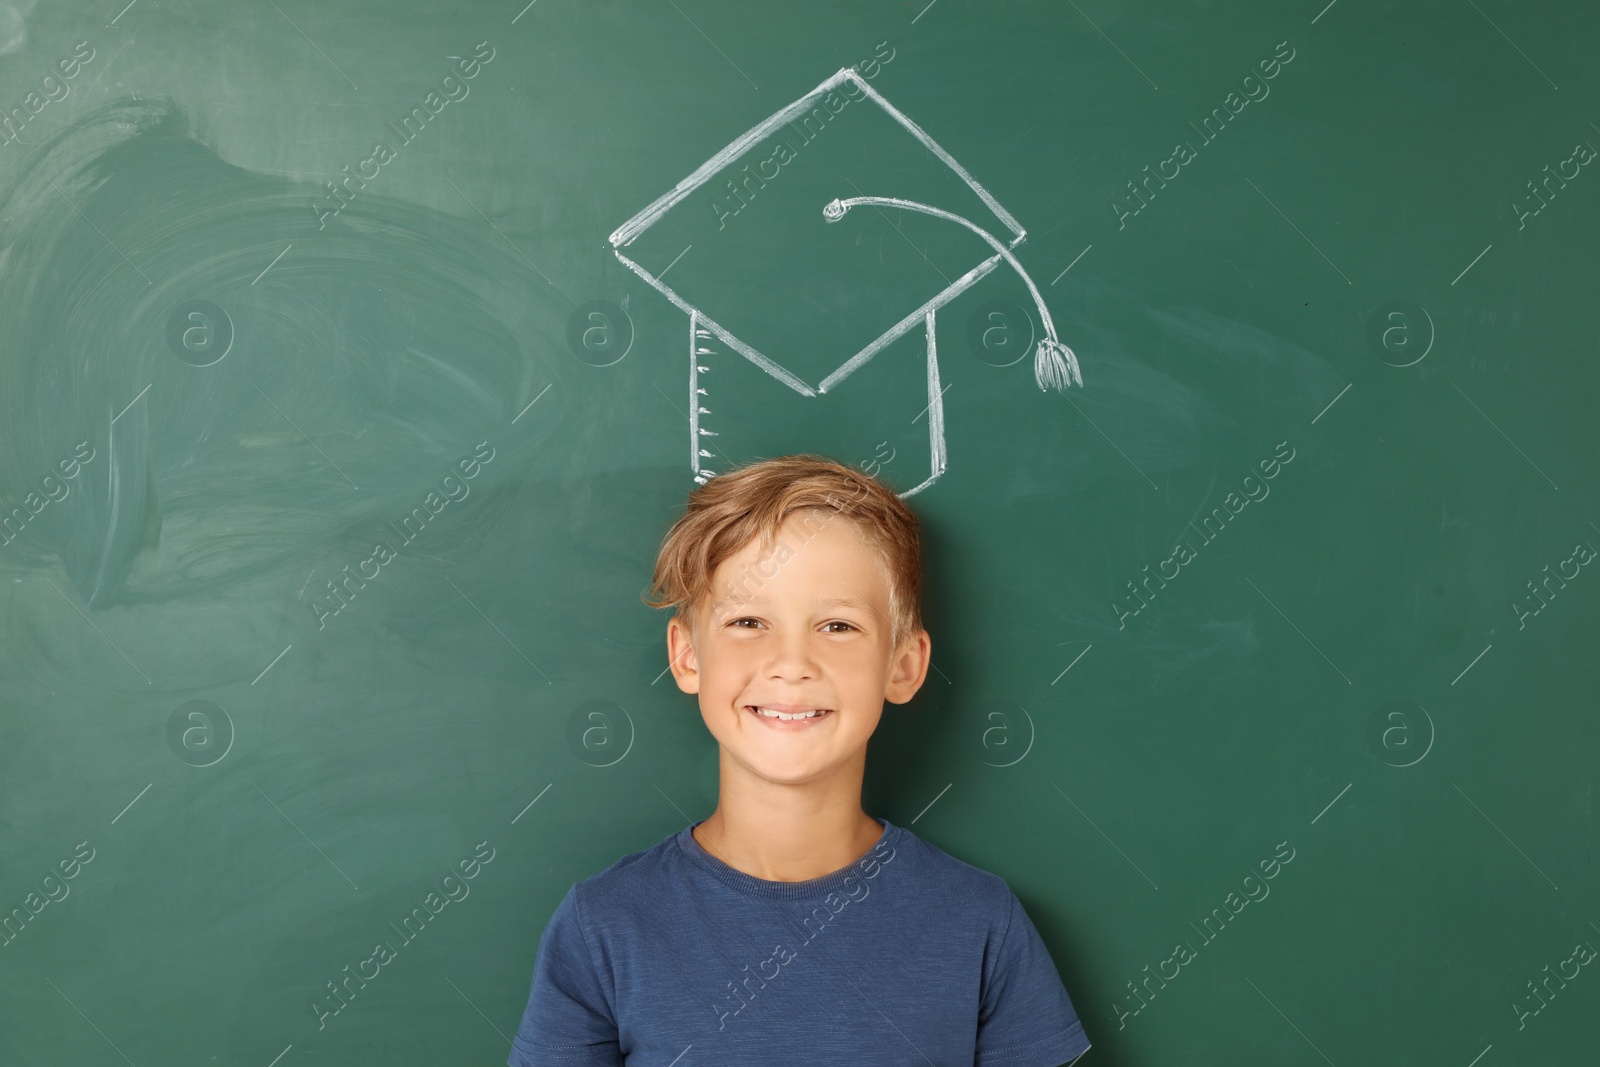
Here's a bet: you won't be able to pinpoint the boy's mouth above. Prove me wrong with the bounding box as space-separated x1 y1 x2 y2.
745 704 835 727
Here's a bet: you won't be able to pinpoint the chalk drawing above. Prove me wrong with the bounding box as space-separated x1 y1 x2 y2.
610 66 1083 497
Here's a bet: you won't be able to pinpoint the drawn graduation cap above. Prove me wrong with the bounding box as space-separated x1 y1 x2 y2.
609 66 1082 496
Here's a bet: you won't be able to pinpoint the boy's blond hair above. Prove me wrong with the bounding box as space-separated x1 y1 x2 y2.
643 454 923 649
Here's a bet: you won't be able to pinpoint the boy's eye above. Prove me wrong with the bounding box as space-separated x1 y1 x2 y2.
725 618 856 633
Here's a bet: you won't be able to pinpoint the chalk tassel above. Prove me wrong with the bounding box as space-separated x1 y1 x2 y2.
1034 336 1082 392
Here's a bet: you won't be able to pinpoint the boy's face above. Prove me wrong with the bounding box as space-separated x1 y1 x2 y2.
665 511 930 788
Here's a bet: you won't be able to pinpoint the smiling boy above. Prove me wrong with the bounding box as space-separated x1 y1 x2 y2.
508 455 1091 1066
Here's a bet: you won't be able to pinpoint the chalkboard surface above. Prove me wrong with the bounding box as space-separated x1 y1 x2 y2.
1 1 1596 1064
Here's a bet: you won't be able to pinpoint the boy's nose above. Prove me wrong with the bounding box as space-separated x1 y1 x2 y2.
764 632 821 681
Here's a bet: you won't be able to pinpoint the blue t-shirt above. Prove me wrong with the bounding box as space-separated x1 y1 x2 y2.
508 817 1090 1066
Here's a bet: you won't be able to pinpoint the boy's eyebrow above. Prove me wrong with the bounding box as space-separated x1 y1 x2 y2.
711 594 875 613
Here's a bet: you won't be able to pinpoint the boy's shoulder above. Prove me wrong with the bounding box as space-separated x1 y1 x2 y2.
570 825 682 891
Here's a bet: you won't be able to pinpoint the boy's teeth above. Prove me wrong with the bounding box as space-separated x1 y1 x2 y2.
753 706 829 720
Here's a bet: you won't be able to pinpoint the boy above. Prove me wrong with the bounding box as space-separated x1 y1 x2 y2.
508 455 1091 1065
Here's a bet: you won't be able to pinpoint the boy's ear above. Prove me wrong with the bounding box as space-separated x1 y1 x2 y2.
665 614 701 694
884 628 931 705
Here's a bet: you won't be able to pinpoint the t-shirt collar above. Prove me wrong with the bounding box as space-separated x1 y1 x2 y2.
675 817 900 901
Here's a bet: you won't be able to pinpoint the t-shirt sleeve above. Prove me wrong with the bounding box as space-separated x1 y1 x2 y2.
974 890 1092 1066
508 884 623 1067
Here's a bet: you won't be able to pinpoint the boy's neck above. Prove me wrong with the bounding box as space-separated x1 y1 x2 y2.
692 801 885 883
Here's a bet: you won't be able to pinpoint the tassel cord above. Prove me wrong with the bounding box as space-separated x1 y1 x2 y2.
823 195 1080 390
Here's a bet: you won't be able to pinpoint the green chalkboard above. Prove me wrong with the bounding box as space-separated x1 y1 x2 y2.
1 0 1597 1063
